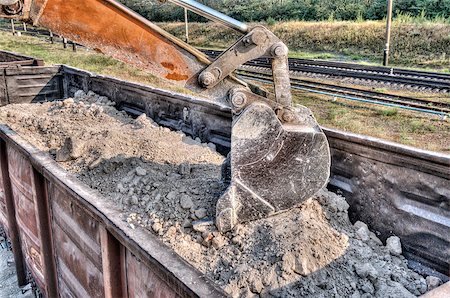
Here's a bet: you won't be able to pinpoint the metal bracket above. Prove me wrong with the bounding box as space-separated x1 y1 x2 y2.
198 26 292 109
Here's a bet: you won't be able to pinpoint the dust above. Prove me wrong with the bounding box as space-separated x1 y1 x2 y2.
0 91 442 297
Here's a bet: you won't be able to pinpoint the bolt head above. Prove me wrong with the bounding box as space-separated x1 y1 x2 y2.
281 110 296 123
249 30 267 46
271 43 288 57
231 92 247 107
199 72 216 87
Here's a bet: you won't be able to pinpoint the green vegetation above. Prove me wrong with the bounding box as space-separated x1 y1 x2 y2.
377 108 399 117
120 0 450 22
160 21 450 68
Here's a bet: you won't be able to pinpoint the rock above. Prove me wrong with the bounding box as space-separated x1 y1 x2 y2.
192 219 214 233
152 222 162 233
180 194 194 209
74 90 86 98
194 208 207 219
178 163 191 176
130 195 139 206
281 252 295 274
224 283 240 298
116 183 125 193
386 236 402 256
414 278 427 295
350 291 361 298
135 166 147 176
182 135 198 146
262 268 276 286
212 235 226 249
202 233 213 247
62 98 74 106
182 219 192 228
335 196 350 212
356 226 370 242
145 201 153 212
164 226 177 238
376 281 415 298
166 191 177 200
354 221 368 230
359 279 375 294
293 255 312 276
55 138 73 162
426 276 442 291
231 235 242 246
354 263 378 279
134 113 153 128
249 276 264 294
369 232 383 245
207 142 217 151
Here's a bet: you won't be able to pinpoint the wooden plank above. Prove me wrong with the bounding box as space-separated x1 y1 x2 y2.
48 182 105 297
100 226 125 298
32 169 58 297
7 145 46 290
0 69 8 106
126 250 177 298
0 140 27 286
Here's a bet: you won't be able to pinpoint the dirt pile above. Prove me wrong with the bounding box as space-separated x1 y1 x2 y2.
0 91 442 297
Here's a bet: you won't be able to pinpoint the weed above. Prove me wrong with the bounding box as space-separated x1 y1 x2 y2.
408 120 436 133
377 108 398 117
266 17 276 26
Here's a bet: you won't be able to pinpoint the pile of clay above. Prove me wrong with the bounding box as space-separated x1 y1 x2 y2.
0 91 444 298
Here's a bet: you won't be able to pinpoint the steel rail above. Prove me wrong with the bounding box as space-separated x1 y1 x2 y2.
237 71 450 117
202 49 450 91
240 71 449 109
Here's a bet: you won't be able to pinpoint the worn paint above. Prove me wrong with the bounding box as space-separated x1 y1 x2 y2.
126 250 177 298
33 0 203 84
3 66 62 104
6 146 46 290
49 182 104 298
0 160 7 233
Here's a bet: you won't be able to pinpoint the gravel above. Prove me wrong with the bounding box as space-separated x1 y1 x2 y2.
0 90 442 297
0 232 33 298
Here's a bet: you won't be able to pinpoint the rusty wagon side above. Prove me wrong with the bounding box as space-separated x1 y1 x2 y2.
0 55 448 297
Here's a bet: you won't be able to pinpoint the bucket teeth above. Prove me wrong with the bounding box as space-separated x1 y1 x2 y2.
216 102 330 232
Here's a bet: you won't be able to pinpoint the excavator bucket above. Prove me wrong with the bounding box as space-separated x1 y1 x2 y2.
216 102 331 232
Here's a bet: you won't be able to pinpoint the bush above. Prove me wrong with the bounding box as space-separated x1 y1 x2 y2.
266 17 276 26
119 0 450 22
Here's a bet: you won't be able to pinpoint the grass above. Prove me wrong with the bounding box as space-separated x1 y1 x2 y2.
377 108 398 117
0 30 448 153
296 91 449 152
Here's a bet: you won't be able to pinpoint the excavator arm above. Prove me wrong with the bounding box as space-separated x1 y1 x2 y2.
0 0 331 232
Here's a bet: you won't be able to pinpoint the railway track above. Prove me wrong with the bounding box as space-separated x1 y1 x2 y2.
202 49 450 92
238 70 450 116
